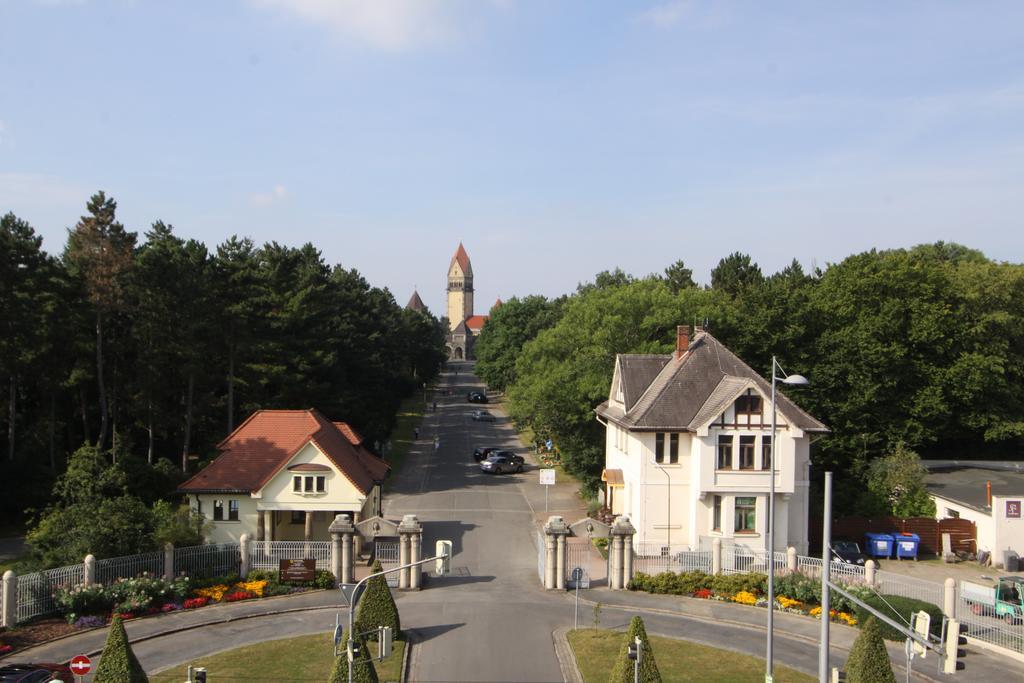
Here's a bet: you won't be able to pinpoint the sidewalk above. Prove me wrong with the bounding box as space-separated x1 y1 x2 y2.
5 588 345 666
571 587 1024 681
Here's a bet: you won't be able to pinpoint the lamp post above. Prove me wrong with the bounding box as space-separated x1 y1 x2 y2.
766 356 808 683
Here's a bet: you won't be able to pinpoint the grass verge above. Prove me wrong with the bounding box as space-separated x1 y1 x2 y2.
150 632 405 682
567 628 814 683
383 393 427 492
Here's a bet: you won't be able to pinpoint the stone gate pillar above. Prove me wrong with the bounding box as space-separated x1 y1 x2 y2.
544 516 569 590
1 571 16 628
609 515 636 590
329 514 355 585
398 514 423 591
83 554 96 587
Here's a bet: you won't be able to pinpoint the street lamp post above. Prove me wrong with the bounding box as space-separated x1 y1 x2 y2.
766 356 809 683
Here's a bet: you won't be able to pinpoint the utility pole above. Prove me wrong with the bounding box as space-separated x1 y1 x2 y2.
819 471 832 683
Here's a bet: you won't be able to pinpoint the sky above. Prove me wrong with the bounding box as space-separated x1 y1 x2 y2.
2 1 1023 315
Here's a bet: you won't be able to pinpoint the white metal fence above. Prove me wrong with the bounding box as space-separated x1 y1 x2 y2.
176 543 240 578
94 550 165 585
248 541 331 572
633 543 711 575
374 540 400 587
874 569 945 607
956 593 1024 655
16 564 84 624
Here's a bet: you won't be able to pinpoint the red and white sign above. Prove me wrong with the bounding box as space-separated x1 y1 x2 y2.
69 654 92 676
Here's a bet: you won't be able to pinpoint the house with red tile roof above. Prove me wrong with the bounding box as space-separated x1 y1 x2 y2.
178 409 389 544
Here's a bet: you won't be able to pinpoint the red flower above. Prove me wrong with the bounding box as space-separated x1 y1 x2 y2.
183 597 209 609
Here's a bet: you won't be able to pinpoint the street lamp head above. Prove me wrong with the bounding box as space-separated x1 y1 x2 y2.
782 374 809 386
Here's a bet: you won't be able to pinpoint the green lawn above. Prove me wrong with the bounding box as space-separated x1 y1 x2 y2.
567 628 815 683
383 393 427 491
150 632 405 682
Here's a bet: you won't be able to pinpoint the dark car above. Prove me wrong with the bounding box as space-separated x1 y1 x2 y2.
832 540 870 566
479 451 524 474
470 410 495 422
0 663 74 682
473 446 500 462
466 391 489 404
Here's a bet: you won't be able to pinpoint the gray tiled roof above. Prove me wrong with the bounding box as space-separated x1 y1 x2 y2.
925 466 1024 512
596 331 828 433
618 355 670 410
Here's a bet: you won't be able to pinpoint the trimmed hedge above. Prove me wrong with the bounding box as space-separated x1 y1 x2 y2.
629 571 767 597
853 594 943 642
608 616 662 683
328 627 378 683
357 560 400 640
846 617 896 683
92 614 149 683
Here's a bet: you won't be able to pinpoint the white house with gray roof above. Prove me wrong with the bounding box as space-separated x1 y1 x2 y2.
595 326 828 555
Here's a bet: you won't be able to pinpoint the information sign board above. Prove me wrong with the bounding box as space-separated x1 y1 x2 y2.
279 558 316 583
539 468 556 486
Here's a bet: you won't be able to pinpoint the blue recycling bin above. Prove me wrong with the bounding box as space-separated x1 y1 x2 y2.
893 532 920 560
864 532 894 558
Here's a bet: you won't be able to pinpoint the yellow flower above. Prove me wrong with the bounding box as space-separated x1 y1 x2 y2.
194 584 229 602
234 580 267 598
731 591 758 606
776 596 803 610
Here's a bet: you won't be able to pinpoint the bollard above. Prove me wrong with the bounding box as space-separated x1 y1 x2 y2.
787 546 798 573
944 577 956 618
865 559 876 587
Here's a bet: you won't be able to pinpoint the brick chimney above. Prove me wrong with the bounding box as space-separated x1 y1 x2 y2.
675 325 690 359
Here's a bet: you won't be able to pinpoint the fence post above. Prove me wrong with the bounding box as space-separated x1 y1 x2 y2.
609 515 636 590
944 577 956 618
1 571 15 628
164 543 175 582
83 554 96 587
397 515 422 591
239 534 250 579
786 546 797 572
329 514 355 586
544 515 568 590
712 538 722 575
865 559 876 587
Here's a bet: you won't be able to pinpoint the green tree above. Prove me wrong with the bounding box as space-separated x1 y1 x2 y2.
845 617 896 683
663 259 696 293
475 295 562 391
357 560 400 639
329 627 378 683
64 191 137 453
92 614 149 683
862 444 936 517
608 615 661 683
151 500 210 547
710 251 763 296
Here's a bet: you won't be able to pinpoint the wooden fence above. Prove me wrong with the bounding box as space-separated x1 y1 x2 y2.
809 516 976 556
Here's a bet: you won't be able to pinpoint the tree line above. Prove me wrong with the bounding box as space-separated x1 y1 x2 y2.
475 244 1024 514
0 192 447 537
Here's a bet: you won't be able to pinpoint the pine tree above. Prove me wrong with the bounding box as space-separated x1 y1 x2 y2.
845 617 896 683
357 559 401 640
329 627 378 683
608 615 661 683
92 614 149 683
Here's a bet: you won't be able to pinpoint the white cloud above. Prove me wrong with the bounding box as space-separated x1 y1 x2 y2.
250 184 290 207
639 1 694 29
252 0 456 51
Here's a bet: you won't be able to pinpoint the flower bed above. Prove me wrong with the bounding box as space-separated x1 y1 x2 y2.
629 569 868 629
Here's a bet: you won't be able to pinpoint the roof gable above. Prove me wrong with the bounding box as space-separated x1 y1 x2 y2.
596 332 827 433
449 242 473 278
179 409 389 495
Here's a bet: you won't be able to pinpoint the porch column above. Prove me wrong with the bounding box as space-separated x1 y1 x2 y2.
329 514 355 586
304 511 314 541
399 514 423 591
263 510 274 551
257 511 265 542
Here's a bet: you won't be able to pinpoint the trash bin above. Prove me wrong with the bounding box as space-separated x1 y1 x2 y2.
893 532 921 560
1003 550 1020 572
864 532 894 559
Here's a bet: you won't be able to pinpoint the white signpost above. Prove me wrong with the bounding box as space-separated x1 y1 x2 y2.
539 468 556 511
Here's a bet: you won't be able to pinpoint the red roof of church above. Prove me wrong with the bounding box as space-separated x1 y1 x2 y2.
405 290 426 312
179 409 388 495
465 315 489 332
449 242 473 277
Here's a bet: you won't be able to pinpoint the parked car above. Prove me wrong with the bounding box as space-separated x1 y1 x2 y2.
470 410 495 422
479 451 524 474
473 446 500 462
0 663 74 682
832 540 870 566
467 391 489 404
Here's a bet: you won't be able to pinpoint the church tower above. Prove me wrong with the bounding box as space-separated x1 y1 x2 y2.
446 242 474 331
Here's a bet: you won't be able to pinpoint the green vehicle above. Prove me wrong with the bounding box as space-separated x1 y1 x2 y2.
962 577 1024 624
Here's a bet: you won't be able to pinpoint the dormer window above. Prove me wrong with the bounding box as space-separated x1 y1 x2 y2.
735 393 762 418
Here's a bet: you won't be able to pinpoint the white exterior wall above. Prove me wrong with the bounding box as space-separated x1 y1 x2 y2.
992 495 1023 560
190 494 259 544
606 400 813 551
933 495 996 554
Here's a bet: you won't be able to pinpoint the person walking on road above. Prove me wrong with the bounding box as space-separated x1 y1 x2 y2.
414 427 420 440
433 436 440 452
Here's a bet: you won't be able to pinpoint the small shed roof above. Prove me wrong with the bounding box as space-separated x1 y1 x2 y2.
925 465 1024 513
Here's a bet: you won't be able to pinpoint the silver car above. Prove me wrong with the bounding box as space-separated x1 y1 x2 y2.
471 410 496 422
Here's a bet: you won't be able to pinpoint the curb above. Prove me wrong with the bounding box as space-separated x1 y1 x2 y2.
551 626 583 683
399 630 414 683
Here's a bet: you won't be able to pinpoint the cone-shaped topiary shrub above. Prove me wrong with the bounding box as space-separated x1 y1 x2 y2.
93 614 149 683
357 559 400 641
329 627 378 683
608 615 661 683
845 616 896 683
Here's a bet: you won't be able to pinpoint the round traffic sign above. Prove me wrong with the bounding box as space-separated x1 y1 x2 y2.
69 655 92 675
571 566 584 582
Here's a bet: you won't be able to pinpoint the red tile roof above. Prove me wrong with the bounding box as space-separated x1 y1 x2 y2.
179 409 389 495
465 314 488 332
449 242 472 277
405 290 426 312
